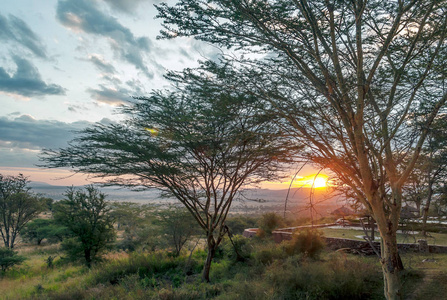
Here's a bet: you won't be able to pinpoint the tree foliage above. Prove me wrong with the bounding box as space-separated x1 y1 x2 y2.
41 72 298 281
0 174 42 248
401 115 447 237
0 247 26 273
155 205 200 257
54 186 115 267
110 202 159 252
156 1 447 298
21 218 69 246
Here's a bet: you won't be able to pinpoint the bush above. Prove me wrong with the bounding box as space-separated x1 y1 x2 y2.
252 242 287 265
220 235 252 262
88 252 198 287
284 229 325 259
54 186 115 267
225 216 258 235
0 247 26 272
21 219 69 245
265 254 382 299
257 212 285 237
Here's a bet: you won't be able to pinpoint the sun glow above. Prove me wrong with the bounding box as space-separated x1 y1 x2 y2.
293 174 329 188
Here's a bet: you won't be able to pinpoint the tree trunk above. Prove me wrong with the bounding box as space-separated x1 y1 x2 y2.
381 231 404 300
421 181 434 237
2 232 10 248
85 249 92 268
202 236 216 282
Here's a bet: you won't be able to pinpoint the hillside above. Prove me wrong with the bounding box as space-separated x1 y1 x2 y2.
29 182 344 217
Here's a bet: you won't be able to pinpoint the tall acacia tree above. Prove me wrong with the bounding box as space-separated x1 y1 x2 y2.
156 1 447 298
40 73 297 282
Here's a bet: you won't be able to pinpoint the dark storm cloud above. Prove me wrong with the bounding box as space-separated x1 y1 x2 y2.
56 0 154 79
87 84 133 105
0 14 47 58
0 56 65 97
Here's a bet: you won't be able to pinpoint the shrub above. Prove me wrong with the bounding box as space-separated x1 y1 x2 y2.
252 242 287 265
21 219 69 245
0 247 26 272
88 252 195 287
257 212 285 236
220 235 252 262
225 216 258 235
265 254 382 299
285 229 325 259
54 186 115 267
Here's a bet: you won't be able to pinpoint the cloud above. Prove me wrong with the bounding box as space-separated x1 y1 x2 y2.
0 115 90 150
103 0 150 14
88 54 117 75
0 14 47 58
0 56 66 97
56 0 154 79
87 84 133 105
0 116 114 168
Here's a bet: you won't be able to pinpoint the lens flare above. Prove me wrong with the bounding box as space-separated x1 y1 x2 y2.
144 127 159 136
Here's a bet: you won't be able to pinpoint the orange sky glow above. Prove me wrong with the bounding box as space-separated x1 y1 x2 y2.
0 166 332 190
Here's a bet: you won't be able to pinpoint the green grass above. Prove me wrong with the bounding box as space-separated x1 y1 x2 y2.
2 232 447 299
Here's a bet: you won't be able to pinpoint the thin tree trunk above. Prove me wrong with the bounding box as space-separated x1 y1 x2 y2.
85 249 92 268
369 216 375 240
421 180 434 237
4 232 10 249
202 236 216 282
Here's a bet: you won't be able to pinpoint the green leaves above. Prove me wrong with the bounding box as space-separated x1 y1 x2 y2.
0 174 43 248
0 247 26 272
54 186 115 267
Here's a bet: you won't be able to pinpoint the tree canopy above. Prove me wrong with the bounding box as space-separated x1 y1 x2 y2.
41 71 298 281
156 1 447 298
54 186 115 267
0 174 42 248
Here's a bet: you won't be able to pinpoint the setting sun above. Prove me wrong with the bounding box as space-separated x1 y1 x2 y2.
293 174 329 188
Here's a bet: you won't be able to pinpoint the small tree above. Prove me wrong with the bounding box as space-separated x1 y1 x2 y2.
156 205 200 256
0 174 42 248
110 202 157 252
0 247 26 273
258 212 285 237
410 116 447 236
54 186 115 267
21 219 69 245
41 72 298 281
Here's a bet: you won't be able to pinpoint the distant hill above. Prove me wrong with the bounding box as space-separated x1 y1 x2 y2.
28 183 164 203
28 183 346 217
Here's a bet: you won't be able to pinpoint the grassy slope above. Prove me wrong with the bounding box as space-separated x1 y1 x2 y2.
3 231 447 299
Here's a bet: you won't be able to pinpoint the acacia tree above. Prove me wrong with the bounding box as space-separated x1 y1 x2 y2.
54 186 115 268
0 174 42 248
156 1 447 298
156 205 200 257
40 74 297 281
409 116 447 236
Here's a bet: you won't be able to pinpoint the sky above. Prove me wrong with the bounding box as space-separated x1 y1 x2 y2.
0 0 323 188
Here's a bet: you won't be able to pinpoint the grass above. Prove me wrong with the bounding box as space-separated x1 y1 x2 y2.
2 228 447 299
